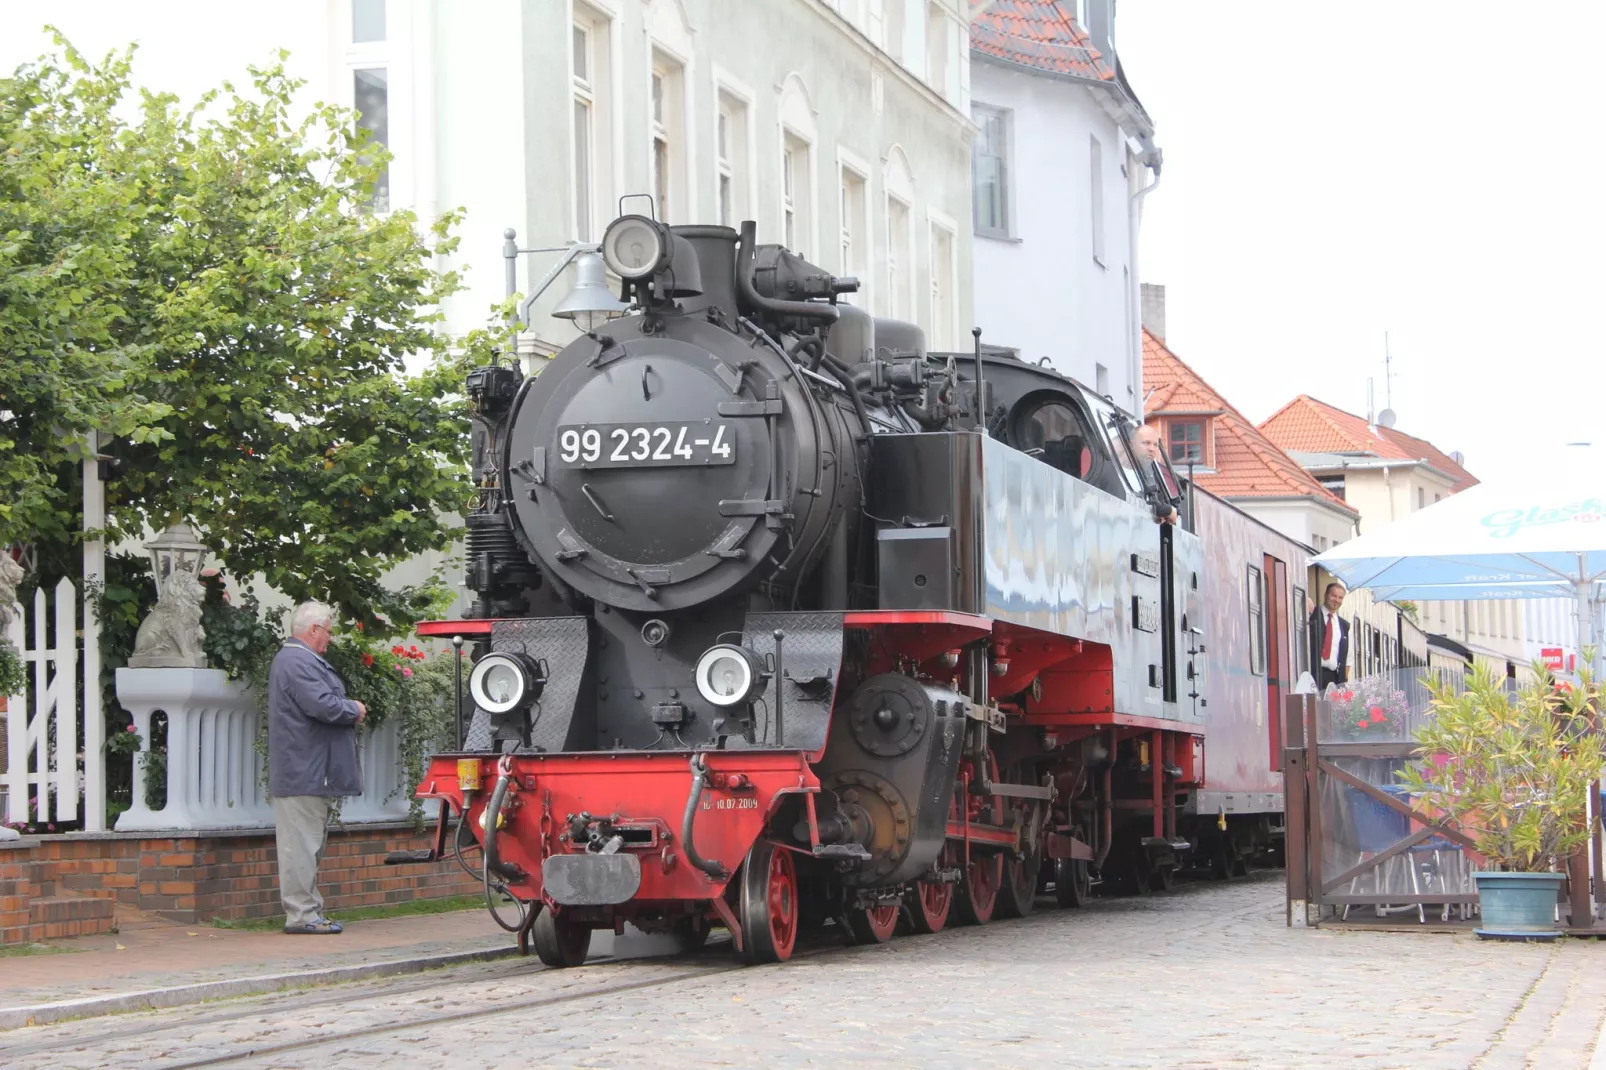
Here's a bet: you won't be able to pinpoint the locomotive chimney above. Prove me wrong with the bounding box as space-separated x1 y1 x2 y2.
1140 283 1166 342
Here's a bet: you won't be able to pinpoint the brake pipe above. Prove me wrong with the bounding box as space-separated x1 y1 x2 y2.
683 753 730 880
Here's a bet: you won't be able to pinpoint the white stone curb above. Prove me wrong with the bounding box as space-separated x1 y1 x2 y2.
0 944 520 1031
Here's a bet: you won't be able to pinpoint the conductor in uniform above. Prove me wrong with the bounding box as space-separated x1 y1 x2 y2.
1309 582 1350 689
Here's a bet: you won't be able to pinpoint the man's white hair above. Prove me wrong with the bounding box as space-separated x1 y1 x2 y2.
289 601 335 635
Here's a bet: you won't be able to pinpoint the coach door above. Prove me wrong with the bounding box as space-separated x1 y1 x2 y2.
1263 555 1290 771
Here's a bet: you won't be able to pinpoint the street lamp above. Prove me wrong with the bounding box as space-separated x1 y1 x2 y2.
502 229 631 333
144 522 207 599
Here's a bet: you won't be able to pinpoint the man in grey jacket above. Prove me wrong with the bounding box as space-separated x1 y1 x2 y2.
268 602 367 935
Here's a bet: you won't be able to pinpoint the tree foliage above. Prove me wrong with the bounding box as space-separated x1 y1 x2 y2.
2 35 513 629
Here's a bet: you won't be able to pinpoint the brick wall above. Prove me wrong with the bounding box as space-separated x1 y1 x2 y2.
0 822 482 945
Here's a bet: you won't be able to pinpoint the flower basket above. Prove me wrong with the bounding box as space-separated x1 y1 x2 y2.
1324 674 1410 741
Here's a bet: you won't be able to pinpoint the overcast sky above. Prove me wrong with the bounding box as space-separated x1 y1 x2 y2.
1118 1 1605 488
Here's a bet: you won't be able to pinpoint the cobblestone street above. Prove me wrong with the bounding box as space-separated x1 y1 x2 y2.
4 874 1603 1069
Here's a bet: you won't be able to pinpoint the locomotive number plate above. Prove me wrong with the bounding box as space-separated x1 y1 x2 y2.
555 422 736 468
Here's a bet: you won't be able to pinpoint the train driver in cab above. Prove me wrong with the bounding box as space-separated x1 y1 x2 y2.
1134 423 1181 526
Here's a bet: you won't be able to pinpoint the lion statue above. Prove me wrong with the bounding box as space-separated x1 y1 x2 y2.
129 561 207 668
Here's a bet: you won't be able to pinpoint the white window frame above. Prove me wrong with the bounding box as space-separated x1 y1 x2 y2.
777 74 819 261
971 102 1011 238
571 18 596 241
647 3 695 224
925 1 950 97
883 147 916 322
837 146 872 306
340 0 411 215
710 66 757 234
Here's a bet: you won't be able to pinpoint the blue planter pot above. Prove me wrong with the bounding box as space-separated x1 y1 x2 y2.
1473 871 1566 939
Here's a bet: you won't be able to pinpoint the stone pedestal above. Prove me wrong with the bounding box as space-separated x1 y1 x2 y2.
115 667 267 832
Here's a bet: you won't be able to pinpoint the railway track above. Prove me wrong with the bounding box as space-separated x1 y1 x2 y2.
1 932 752 1069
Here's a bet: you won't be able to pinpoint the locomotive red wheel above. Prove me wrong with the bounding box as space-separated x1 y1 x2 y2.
905 874 953 934
738 840 798 964
995 764 1042 920
531 907 592 968
846 901 900 944
954 756 1003 926
955 850 1001 925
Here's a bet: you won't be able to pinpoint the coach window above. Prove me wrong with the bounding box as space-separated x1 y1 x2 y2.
1292 585 1308 677
1246 565 1265 676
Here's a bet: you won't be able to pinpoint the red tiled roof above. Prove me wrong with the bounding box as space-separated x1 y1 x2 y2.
1143 332 1358 517
1258 395 1478 492
970 1 1115 81
1377 426 1479 493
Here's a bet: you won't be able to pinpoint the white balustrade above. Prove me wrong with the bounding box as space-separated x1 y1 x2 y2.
114 667 434 831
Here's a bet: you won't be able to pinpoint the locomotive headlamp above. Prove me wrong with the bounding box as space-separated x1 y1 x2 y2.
469 651 545 714
694 644 767 708
601 215 670 280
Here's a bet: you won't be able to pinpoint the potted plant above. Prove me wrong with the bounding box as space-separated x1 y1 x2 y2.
1397 662 1606 939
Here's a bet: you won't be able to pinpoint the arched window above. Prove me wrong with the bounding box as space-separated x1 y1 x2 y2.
777 75 818 258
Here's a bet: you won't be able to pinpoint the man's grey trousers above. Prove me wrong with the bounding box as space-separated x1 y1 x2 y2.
273 795 334 927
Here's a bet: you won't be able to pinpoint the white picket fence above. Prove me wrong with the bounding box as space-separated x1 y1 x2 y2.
2 578 102 828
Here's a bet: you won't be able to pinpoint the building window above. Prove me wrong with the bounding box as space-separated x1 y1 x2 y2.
353 67 389 212
885 0 905 61
925 2 948 93
840 165 867 289
352 0 385 43
887 196 912 320
1319 476 1346 501
1167 419 1205 464
572 24 594 241
1089 135 1105 264
1247 565 1265 676
650 53 685 224
1416 486 1426 510
781 133 812 257
929 220 954 350
716 103 734 227
972 104 1009 237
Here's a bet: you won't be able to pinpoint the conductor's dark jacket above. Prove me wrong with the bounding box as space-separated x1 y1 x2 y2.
1308 607 1350 682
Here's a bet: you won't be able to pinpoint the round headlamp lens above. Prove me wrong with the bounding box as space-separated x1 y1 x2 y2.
469 653 528 714
601 216 666 279
695 645 759 707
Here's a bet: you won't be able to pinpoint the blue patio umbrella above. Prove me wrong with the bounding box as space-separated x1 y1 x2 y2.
1312 445 1606 675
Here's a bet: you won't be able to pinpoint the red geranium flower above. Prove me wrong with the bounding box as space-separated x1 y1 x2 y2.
361 653 375 667
1356 719 1369 728
391 645 404 655
126 724 137 733
1370 710 1387 723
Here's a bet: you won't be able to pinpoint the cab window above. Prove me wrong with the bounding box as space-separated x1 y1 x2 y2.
1014 399 1092 480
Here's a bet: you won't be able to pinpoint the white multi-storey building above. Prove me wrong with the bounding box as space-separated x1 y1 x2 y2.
1 0 978 358
966 0 1161 412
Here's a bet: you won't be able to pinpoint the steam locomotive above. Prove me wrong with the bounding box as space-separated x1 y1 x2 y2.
410 213 1294 966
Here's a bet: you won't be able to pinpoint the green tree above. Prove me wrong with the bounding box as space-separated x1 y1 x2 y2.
2 35 515 629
